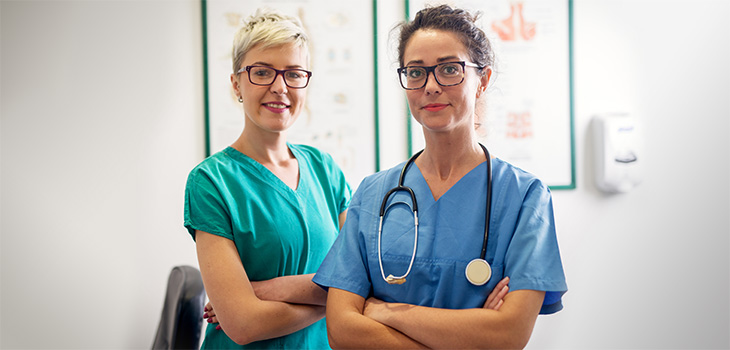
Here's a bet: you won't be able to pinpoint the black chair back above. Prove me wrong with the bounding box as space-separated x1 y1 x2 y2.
152 265 206 350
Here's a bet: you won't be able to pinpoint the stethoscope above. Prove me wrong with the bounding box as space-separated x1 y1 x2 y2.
377 143 493 286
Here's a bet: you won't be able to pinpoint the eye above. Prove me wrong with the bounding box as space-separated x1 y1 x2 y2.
251 67 274 77
285 70 305 80
439 63 461 76
406 68 425 80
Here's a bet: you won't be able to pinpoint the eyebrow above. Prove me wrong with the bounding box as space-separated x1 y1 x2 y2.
405 56 462 67
250 61 305 69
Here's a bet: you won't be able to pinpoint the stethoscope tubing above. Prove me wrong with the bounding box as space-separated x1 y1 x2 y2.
377 144 491 285
479 143 492 261
377 150 422 283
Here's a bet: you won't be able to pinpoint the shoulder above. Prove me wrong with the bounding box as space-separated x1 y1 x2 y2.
187 150 228 178
289 143 331 162
351 163 404 199
289 143 341 171
186 149 238 187
491 158 551 199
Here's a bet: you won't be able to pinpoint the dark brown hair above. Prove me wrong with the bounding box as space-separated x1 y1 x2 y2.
396 4 494 70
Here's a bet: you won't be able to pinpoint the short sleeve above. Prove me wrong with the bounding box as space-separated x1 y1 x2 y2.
504 181 568 314
313 185 371 298
321 151 352 214
183 169 233 241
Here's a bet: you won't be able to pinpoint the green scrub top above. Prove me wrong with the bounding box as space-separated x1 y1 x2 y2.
184 144 351 349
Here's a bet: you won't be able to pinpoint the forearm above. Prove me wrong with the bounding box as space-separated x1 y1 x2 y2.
366 291 544 349
325 288 425 349
368 303 512 349
252 273 327 306
220 298 324 345
326 307 426 349
195 231 325 345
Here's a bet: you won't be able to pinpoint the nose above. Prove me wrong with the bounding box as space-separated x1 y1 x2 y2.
269 72 288 94
423 71 441 95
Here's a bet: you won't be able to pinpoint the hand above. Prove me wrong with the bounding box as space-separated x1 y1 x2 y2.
362 297 384 319
483 276 510 310
250 280 275 300
203 302 222 330
363 297 413 325
362 297 391 324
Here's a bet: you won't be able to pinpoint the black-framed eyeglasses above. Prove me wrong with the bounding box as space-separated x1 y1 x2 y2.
237 65 312 89
397 61 482 90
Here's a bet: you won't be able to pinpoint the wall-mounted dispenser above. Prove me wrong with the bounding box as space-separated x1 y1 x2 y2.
592 114 643 193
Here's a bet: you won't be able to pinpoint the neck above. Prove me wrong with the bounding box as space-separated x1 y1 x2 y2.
231 127 292 165
417 130 484 181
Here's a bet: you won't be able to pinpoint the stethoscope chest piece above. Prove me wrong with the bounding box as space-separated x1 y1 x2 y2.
465 258 492 286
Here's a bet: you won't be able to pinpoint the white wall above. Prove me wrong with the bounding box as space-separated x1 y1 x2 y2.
1 1 204 348
531 1 730 348
1 0 728 349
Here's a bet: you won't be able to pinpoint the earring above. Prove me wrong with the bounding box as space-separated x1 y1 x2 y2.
238 96 243 103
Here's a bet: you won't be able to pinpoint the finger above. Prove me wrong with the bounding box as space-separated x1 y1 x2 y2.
486 287 506 310
493 299 504 311
485 289 497 306
496 276 510 291
495 285 509 303
485 277 509 306
485 278 510 309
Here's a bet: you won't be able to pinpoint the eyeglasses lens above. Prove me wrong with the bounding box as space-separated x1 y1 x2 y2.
248 66 309 88
400 62 465 89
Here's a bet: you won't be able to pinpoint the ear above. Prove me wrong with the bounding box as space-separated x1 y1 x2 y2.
476 66 492 98
230 73 241 99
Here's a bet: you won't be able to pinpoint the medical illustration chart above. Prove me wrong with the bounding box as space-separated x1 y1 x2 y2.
407 0 574 189
204 0 376 189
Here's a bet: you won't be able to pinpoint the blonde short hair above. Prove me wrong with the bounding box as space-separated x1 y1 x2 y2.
231 8 310 73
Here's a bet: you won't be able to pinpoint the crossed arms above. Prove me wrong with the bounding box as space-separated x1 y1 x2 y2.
325 281 544 349
196 230 328 345
198 212 543 348
196 211 349 345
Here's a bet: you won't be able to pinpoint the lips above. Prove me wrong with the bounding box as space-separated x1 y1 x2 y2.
423 103 449 112
262 102 290 113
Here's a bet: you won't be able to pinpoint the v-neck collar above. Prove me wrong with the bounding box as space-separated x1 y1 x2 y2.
409 160 489 208
223 144 302 194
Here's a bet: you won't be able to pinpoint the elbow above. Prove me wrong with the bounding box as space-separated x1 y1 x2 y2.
325 316 358 349
497 338 530 350
227 328 257 346
220 317 263 345
327 332 351 350
216 300 268 345
326 331 340 349
325 319 346 349
490 327 533 350
326 333 355 349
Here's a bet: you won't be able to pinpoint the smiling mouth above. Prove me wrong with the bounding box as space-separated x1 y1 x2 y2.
263 102 289 109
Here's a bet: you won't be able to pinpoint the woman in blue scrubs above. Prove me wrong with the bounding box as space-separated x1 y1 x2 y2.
313 5 567 349
184 8 351 349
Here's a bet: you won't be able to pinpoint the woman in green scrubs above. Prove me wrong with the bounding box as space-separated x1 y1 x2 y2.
183 8 351 349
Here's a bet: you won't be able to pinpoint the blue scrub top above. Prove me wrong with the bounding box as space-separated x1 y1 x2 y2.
313 157 567 314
